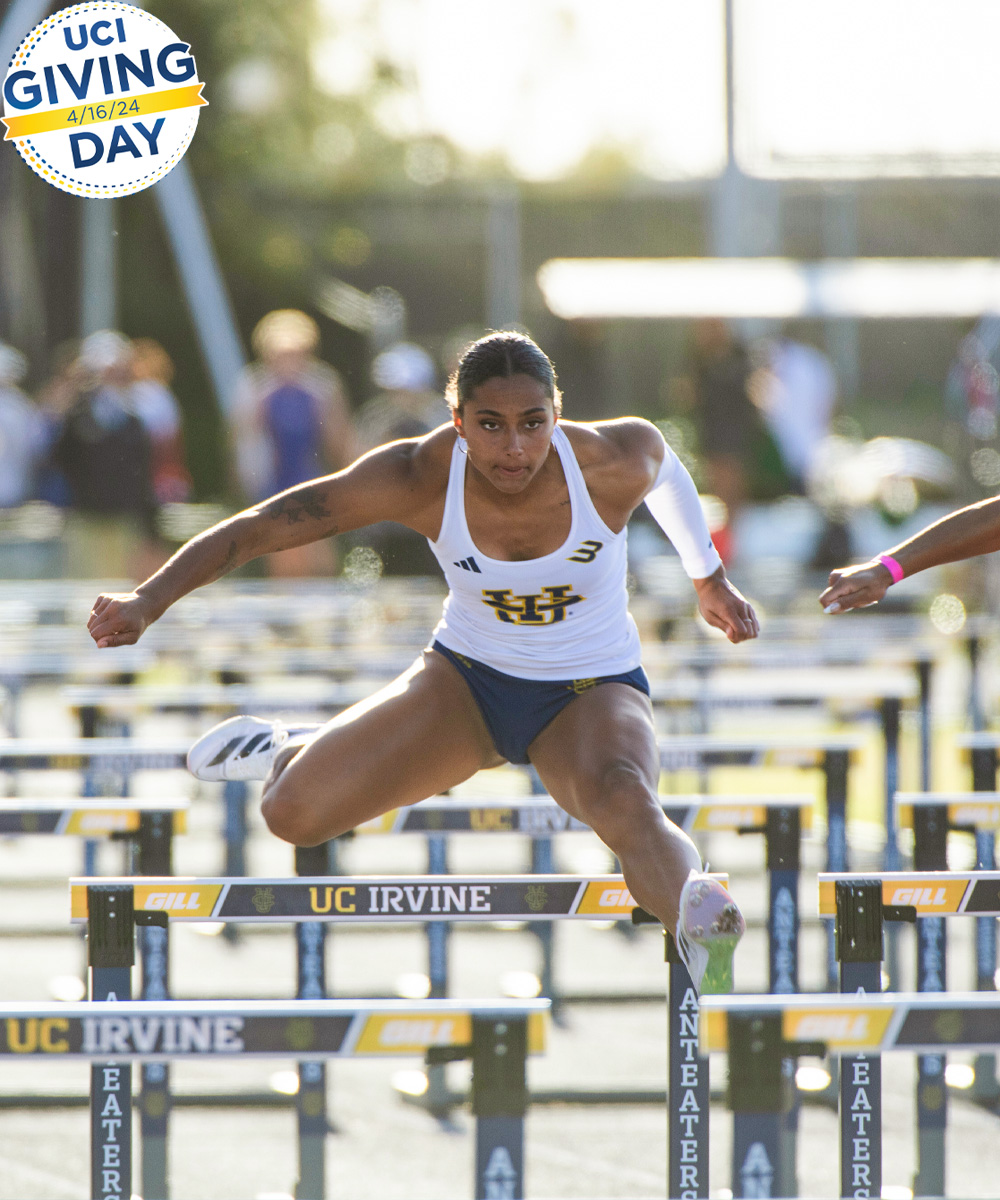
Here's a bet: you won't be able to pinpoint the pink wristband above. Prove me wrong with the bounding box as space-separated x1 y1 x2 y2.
877 554 905 584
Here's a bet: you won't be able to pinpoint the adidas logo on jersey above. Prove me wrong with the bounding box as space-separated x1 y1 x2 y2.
453 557 482 573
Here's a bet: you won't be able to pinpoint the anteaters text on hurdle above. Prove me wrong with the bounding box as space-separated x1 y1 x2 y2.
701 869 1000 1200
815 870 1000 1198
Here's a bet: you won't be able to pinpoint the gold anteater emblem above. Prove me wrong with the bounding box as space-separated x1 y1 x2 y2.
285 1017 315 1052
482 585 583 625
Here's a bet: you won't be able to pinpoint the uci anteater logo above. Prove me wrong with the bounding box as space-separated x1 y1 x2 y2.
2 2 206 197
482 586 583 625
252 887 276 915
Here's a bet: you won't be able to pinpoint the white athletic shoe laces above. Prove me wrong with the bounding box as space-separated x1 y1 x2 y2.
186 715 313 783
675 869 746 997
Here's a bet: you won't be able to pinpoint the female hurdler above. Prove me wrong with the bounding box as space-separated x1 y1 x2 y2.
87 332 758 993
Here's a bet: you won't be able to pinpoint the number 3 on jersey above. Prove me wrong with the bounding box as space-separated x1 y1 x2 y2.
568 539 603 564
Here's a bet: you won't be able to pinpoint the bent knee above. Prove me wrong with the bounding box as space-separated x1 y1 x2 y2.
261 775 329 847
574 762 661 842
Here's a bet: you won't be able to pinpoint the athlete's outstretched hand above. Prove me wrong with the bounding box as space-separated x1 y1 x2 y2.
88 592 156 648
693 570 760 643
818 561 891 614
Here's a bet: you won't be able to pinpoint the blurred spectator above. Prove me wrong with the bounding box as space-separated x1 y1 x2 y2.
354 341 445 450
678 318 791 522
230 309 354 576
51 331 157 579
751 333 838 491
131 338 192 503
945 327 1000 444
33 340 84 506
544 320 609 420
353 341 446 574
0 342 47 508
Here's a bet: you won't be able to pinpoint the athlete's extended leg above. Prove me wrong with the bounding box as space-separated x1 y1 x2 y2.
526 683 697 931
255 649 502 845
527 683 744 992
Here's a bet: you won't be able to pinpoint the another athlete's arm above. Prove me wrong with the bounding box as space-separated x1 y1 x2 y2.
87 432 448 647
820 494 1000 614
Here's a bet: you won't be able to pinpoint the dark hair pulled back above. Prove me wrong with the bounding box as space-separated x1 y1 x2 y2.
446 331 562 414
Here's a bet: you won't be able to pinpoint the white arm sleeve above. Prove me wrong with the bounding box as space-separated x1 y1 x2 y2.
643 433 723 579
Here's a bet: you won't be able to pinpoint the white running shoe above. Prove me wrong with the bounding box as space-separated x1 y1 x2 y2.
186 715 316 782
675 870 746 996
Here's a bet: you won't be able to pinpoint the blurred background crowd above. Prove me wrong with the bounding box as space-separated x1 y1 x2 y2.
3 0 1000 614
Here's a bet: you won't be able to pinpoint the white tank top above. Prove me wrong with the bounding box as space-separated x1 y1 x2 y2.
428 424 642 680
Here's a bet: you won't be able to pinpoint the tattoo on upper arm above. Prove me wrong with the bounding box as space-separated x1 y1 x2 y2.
213 539 238 580
267 486 333 526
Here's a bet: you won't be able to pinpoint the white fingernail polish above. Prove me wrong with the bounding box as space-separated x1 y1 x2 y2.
824 604 839 614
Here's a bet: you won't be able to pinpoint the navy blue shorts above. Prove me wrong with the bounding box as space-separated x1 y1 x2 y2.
431 640 650 765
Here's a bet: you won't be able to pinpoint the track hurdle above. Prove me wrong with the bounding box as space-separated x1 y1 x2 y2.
896 790 1000 1104
0 739 211 892
0 991 547 1200
0 737 189 775
653 665 918 876
0 647 154 736
70 871 728 1200
357 792 810 1006
700 989 1000 1200
62 685 371 881
353 794 805 1130
819 869 1000 1197
0 796 185 875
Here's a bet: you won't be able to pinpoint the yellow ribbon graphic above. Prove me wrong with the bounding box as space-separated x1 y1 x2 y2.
2 82 207 141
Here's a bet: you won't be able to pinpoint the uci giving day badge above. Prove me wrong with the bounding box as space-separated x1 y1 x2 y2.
2 2 206 197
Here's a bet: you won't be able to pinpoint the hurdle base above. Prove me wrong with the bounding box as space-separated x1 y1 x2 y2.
398 1083 669 1108
397 1085 467 1128
0 1091 322 1111
708 1082 838 1110
970 1054 1000 1106
555 989 665 1005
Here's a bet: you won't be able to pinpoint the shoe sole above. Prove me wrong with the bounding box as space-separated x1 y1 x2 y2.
698 920 743 995
679 879 746 995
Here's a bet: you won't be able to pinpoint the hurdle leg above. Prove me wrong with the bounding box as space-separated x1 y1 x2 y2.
667 934 710 1200
471 1015 528 1200
766 806 801 1200
295 843 331 1200
728 1012 786 1199
137 810 173 1200
836 880 883 1200
530 836 557 1012
81 705 101 877
823 750 850 990
527 765 559 1017
880 699 903 994
88 884 136 1200
425 832 455 1116
970 746 1000 1105
222 780 248 944
912 806 948 1198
